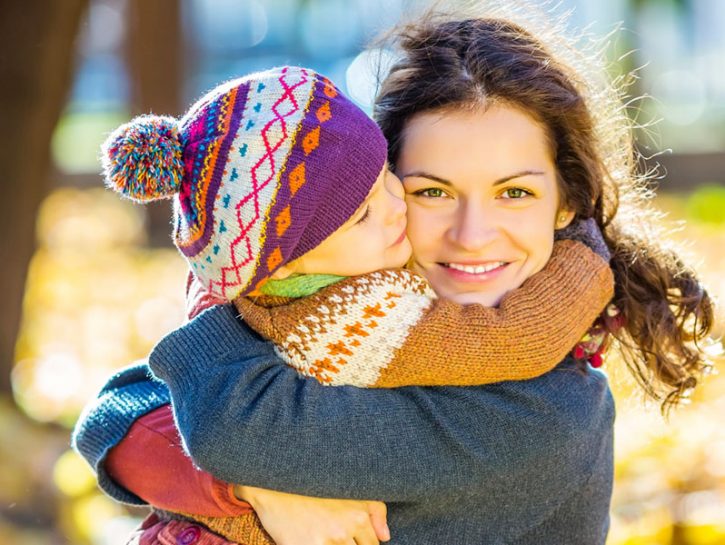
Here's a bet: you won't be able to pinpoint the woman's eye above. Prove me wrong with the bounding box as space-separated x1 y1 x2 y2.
501 187 531 199
414 188 446 198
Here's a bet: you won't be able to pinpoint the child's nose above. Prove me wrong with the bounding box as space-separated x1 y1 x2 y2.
385 170 405 199
389 191 407 221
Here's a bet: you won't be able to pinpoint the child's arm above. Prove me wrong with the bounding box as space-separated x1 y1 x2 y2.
374 239 614 387
237 240 613 387
105 404 252 517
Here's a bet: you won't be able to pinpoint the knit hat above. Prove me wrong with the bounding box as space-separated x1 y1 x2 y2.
101 66 387 300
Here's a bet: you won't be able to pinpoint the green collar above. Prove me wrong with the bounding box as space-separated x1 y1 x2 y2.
260 274 345 298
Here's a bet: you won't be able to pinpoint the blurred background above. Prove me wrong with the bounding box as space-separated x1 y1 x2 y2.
1 0 724 543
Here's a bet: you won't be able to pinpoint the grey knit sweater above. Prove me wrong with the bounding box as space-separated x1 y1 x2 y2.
73 304 615 544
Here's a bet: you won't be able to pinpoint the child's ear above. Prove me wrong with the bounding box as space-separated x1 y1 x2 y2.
270 263 296 280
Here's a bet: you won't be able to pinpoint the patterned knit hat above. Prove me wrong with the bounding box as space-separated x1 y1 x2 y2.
102 66 387 300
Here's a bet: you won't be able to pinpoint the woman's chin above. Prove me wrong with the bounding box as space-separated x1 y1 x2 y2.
443 290 504 307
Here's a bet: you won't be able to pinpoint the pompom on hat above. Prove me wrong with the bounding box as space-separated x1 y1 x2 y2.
102 115 184 202
102 66 387 300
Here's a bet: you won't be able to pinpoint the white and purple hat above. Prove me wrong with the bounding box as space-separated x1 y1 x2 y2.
102 66 387 299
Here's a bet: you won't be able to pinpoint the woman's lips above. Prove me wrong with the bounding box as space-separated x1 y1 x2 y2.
437 261 510 282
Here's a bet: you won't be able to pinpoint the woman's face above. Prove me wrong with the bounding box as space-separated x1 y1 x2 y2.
397 104 573 307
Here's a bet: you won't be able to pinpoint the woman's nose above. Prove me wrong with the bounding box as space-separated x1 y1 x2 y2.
448 202 497 250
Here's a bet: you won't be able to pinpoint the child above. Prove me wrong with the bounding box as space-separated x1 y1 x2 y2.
91 65 613 542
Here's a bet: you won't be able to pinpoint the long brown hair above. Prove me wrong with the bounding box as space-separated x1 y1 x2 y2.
373 6 715 412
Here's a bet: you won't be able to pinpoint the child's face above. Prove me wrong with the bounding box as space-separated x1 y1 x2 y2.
283 166 412 276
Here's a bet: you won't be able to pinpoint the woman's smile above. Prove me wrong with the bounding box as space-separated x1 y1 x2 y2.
437 260 510 281
398 104 573 307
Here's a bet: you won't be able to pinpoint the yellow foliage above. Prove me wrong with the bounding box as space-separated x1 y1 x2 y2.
53 449 97 498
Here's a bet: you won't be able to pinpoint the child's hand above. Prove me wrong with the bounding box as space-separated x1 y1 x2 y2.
235 485 390 545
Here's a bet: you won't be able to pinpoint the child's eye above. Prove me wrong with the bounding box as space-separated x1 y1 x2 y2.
413 188 447 198
500 187 532 199
355 206 371 225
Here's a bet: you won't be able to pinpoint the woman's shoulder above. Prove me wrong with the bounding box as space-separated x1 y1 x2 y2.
509 358 614 422
443 358 614 445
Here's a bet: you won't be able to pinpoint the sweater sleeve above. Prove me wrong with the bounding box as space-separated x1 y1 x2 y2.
71 363 172 505
148 303 615 503
106 404 252 517
236 240 613 388
374 240 614 387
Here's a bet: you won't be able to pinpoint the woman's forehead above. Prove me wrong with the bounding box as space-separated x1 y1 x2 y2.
398 105 555 181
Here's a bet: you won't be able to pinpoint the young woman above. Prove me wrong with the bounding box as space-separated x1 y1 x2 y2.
73 6 714 545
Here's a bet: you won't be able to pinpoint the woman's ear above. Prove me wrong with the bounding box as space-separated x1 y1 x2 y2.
555 209 576 229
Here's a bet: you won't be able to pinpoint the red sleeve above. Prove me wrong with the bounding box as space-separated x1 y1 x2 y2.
105 404 253 517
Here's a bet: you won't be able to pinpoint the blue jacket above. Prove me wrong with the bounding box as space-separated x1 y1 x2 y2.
73 304 615 544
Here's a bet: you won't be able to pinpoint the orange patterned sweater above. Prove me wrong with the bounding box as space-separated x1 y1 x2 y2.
233 240 614 388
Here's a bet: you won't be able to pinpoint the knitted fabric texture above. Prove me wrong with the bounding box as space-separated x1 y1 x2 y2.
155 510 272 545
149 238 614 544
259 273 344 298
555 218 611 262
234 239 615 388
102 66 387 300
70 364 172 506
73 309 615 544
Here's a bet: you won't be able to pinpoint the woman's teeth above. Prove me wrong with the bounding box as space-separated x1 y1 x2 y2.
446 262 506 274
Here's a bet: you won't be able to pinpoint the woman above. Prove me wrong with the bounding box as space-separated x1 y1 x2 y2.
73 6 713 545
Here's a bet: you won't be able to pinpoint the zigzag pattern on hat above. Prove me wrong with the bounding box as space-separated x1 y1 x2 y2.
104 66 387 303
215 68 315 299
250 74 340 294
176 72 313 298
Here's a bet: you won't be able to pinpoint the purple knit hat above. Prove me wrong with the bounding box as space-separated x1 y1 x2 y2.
101 66 387 299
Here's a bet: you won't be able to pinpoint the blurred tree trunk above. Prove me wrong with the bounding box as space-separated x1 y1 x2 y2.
127 0 183 247
0 0 89 396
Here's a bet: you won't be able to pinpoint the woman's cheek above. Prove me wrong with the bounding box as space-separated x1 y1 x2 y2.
511 222 555 277
406 208 442 261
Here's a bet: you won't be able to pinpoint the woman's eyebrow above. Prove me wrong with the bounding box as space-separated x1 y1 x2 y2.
493 170 545 186
402 170 545 186
401 171 453 186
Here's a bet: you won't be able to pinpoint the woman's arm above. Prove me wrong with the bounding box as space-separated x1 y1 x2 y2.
103 405 392 544
149 303 615 503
